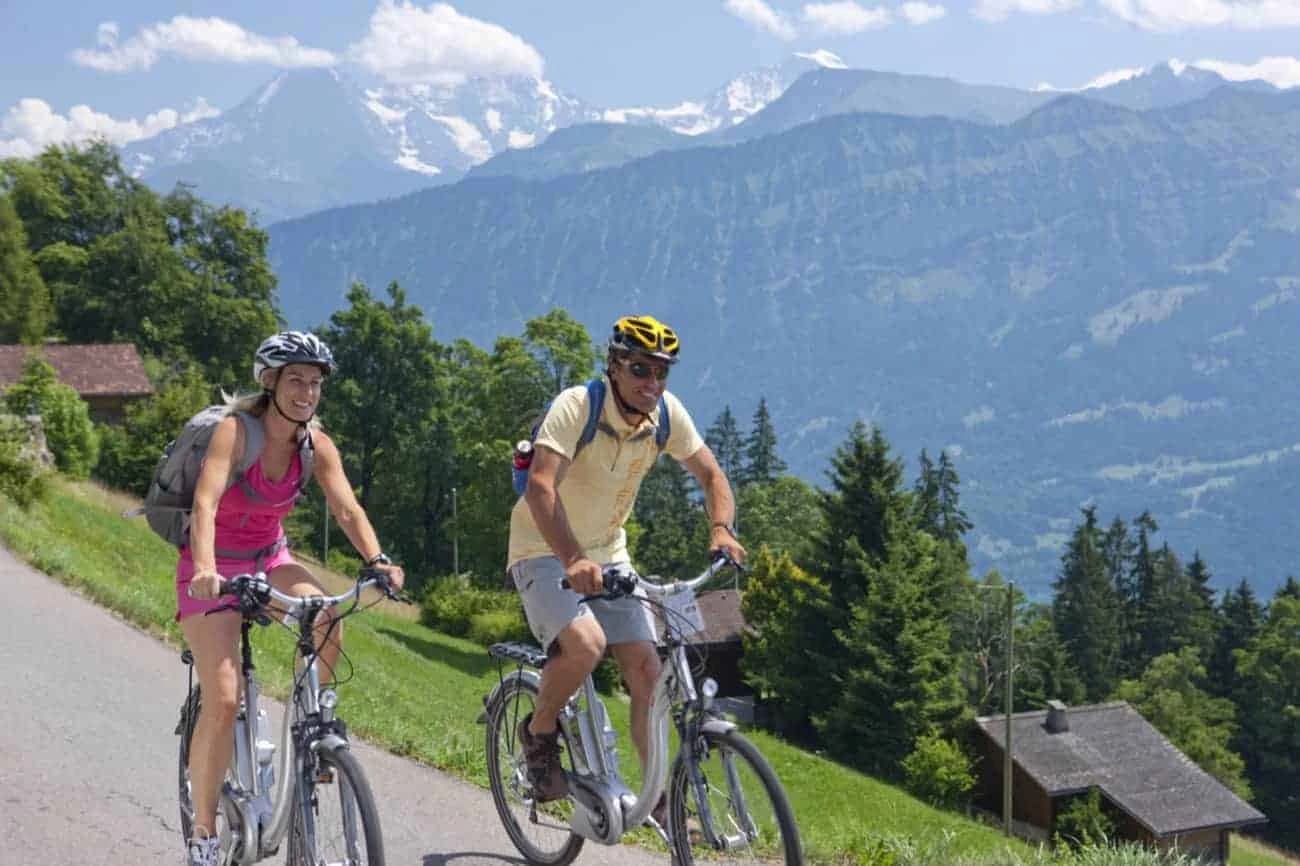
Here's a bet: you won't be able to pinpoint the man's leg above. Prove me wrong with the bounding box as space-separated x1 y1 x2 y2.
608 640 662 769
530 616 606 735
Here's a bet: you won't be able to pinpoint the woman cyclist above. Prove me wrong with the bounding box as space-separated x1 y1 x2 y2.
177 331 404 866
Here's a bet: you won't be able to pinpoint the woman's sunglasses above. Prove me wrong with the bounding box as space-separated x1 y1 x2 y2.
620 358 670 382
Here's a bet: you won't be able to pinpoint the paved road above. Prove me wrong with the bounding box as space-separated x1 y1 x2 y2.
0 545 664 866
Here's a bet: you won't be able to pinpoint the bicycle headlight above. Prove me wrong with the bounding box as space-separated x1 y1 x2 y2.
701 677 719 708
320 688 339 712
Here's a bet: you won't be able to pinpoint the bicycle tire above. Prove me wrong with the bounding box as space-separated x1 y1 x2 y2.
485 678 585 866
668 727 802 866
286 743 385 866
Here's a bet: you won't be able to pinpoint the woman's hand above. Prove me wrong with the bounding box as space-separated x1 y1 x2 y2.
187 568 223 600
372 562 405 591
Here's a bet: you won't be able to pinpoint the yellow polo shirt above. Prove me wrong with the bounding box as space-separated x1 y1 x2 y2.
507 378 705 568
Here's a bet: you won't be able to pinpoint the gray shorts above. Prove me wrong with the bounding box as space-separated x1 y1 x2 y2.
510 556 656 652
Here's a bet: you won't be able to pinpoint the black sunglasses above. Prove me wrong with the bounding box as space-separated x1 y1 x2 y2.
621 358 670 382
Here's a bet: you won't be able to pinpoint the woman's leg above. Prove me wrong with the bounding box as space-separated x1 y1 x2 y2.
267 562 342 679
178 610 243 839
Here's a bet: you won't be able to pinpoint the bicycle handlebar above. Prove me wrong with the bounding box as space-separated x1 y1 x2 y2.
217 567 405 616
561 552 742 602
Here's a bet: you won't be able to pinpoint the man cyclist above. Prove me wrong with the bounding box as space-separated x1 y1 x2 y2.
508 314 746 815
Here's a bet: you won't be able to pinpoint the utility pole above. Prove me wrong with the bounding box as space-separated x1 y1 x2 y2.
1003 580 1015 838
452 486 459 575
322 501 329 562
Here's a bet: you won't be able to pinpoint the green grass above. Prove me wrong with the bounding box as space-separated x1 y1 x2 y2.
0 478 1290 866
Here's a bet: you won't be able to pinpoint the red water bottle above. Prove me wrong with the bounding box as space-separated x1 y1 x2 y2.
512 440 534 494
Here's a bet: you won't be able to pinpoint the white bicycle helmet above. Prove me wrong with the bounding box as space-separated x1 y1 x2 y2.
253 330 336 384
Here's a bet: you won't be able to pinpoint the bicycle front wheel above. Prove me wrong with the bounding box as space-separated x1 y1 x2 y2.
287 744 384 866
485 678 584 866
669 727 802 866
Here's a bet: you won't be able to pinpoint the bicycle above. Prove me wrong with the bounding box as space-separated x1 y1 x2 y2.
481 554 802 866
175 568 406 866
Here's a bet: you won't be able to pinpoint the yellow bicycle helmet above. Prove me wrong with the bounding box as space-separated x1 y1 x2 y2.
608 314 680 364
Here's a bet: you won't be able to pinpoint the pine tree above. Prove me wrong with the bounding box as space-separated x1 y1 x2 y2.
817 522 966 775
1101 517 1139 678
934 450 972 546
811 422 907 610
913 449 940 535
741 397 786 487
632 457 706 579
1207 579 1262 699
1052 506 1124 701
1233 594 1300 845
705 406 745 484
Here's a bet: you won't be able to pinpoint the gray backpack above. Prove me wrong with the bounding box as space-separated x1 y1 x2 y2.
131 405 315 553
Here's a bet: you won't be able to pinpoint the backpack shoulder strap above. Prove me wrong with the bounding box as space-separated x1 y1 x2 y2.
296 429 316 493
232 412 264 478
573 379 606 458
655 395 671 451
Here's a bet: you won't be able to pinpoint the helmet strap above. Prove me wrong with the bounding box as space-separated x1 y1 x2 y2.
606 365 650 425
268 374 312 432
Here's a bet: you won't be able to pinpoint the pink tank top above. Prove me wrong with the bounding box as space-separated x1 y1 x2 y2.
180 452 303 562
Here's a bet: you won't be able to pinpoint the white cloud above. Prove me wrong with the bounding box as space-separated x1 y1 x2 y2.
349 2 544 86
0 96 219 159
963 406 996 428
1098 0 1300 30
1194 55 1300 88
901 2 948 22
972 0 1080 21
71 16 336 72
801 2 892 33
724 0 799 39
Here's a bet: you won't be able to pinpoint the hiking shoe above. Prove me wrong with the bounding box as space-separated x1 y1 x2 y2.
516 712 568 802
185 834 220 866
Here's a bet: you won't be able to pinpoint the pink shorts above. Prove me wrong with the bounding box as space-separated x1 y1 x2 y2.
175 545 298 621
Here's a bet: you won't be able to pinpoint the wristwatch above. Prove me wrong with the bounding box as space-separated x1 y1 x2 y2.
366 552 392 566
711 522 739 540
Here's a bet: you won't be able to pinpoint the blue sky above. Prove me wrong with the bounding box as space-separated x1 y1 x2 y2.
3 0 1300 157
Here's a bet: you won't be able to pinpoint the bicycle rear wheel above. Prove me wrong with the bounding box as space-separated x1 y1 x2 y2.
668 727 802 866
287 744 384 866
485 678 584 866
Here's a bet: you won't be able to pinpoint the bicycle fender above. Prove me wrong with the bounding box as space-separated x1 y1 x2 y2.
477 669 542 723
701 716 737 737
312 734 349 753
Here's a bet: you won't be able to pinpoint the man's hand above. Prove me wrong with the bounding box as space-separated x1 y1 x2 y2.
564 556 604 595
709 526 747 565
187 568 223 600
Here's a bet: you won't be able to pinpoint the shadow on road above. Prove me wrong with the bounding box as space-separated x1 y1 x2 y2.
421 851 529 866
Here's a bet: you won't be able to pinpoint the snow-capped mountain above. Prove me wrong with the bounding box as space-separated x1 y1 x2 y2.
123 67 602 222
601 50 845 136
1082 60 1278 111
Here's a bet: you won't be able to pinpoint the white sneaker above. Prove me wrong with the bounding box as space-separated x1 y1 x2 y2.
185 835 220 866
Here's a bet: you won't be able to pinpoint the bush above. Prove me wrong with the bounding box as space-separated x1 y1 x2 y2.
0 415 50 507
901 733 975 809
326 548 363 577
467 608 532 645
1054 788 1114 850
420 576 522 638
4 354 99 478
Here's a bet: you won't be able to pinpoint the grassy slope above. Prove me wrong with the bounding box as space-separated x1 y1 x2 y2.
1 479 1290 866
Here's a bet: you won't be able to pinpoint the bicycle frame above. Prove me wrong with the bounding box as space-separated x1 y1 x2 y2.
487 558 739 847
206 574 379 863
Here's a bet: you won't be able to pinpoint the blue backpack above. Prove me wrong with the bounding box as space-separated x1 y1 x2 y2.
512 379 670 496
